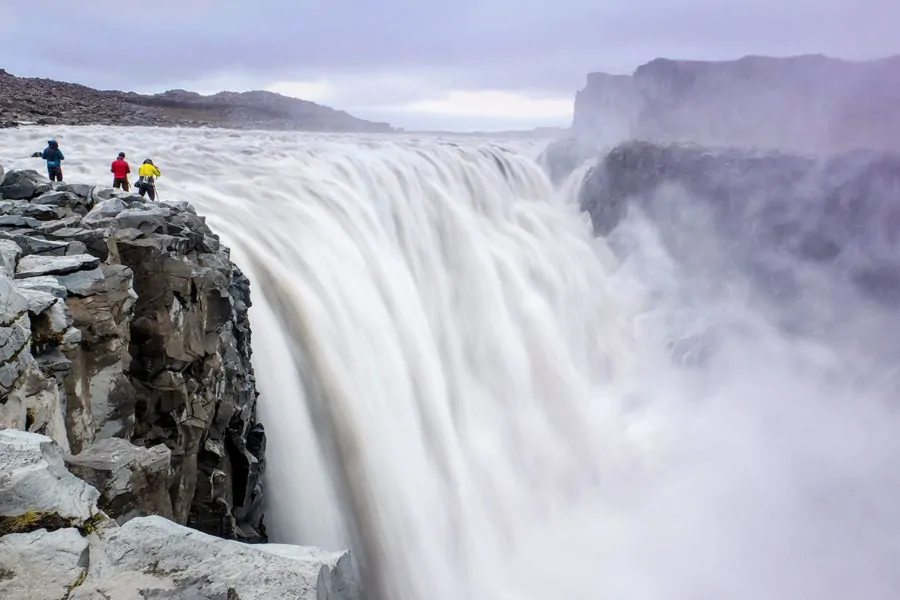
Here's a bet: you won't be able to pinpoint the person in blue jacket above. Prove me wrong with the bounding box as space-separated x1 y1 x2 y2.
31 139 65 181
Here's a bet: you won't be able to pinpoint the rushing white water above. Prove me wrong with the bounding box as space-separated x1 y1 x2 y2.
2 126 900 600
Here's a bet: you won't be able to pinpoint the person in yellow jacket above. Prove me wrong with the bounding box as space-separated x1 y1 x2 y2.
136 158 162 200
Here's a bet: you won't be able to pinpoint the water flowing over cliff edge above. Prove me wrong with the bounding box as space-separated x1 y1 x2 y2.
2 127 899 600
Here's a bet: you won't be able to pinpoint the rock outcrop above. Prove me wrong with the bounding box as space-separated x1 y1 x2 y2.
571 54 900 154
0 167 266 542
0 68 394 133
0 429 359 600
579 142 900 344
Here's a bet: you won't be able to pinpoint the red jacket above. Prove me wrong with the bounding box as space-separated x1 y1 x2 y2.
111 159 130 179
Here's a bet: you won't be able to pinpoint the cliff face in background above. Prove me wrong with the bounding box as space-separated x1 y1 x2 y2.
580 142 900 332
572 55 900 153
0 167 266 542
0 69 394 132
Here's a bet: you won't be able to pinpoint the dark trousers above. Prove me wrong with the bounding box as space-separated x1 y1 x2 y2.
113 178 130 191
47 166 63 182
138 183 156 201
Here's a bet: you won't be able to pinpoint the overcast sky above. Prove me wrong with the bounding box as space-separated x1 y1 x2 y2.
3 0 898 131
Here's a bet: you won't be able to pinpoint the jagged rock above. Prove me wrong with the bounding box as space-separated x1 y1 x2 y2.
61 264 137 453
163 200 198 215
17 286 59 315
0 214 41 229
56 183 94 199
65 436 174 522
36 215 81 233
0 200 65 221
1 361 70 451
0 528 91 600
56 266 108 296
0 170 50 200
83 197 126 224
32 190 73 206
15 275 68 298
43 226 112 260
0 274 30 395
0 231 70 256
0 239 19 275
115 207 170 234
0 429 99 522
15 253 100 278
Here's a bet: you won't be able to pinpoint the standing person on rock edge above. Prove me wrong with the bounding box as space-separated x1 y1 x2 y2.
30 139 65 181
111 152 131 191
136 158 161 200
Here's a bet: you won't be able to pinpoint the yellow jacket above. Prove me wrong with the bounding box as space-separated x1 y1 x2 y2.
138 163 161 180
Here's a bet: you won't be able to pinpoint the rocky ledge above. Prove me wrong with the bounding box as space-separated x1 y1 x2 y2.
0 166 265 542
0 428 359 600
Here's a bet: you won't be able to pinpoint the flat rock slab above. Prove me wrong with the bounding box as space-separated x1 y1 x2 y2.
0 429 100 523
0 214 41 229
15 253 100 278
0 231 70 257
0 528 90 600
15 275 68 298
67 516 360 600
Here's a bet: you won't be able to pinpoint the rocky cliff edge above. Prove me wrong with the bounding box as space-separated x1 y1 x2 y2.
0 166 265 542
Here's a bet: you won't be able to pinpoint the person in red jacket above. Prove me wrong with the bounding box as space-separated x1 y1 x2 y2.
111 152 131 191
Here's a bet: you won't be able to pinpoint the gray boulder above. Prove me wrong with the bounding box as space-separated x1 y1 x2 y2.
0 170 49 200
82 197 126 224
66 436 174 522
0 429 99 524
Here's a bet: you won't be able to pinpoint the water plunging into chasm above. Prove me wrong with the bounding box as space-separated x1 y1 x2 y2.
2 126 899 600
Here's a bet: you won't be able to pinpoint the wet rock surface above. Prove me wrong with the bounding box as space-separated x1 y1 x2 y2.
0 166 266 542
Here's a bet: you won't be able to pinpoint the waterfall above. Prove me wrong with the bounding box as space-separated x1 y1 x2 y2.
1 126 899 600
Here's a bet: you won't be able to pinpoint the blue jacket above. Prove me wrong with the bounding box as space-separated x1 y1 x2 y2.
41 146 64 167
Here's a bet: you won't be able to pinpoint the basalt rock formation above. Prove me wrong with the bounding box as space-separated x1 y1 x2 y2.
570 54 900 154
0 68 394 132
0 167 266 542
